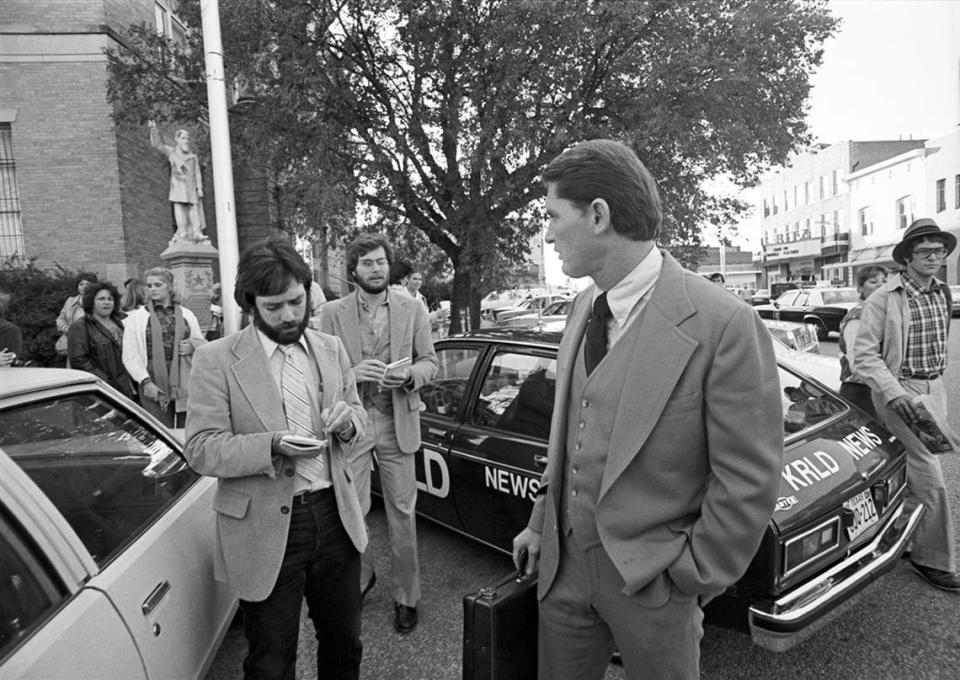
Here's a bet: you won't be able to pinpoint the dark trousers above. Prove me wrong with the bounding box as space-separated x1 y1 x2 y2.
240 489 362 680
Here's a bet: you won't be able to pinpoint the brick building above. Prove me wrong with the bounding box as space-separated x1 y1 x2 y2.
0 0 279 289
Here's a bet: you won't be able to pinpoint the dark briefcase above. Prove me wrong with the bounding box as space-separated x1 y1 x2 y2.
462 568 538 680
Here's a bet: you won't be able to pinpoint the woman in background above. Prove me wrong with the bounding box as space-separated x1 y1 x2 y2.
56 273 97 364
121 278 146 312
838 265 888 419
122 267 204 427
67 282 136 400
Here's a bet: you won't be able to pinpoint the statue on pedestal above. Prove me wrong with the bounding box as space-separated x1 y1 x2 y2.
148 120 209 245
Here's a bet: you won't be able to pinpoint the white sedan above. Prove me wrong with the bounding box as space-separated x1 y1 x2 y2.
0 369 236 679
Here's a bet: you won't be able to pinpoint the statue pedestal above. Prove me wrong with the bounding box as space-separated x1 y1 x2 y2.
160 240 219 332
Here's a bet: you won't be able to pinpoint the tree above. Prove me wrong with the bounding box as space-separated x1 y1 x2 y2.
106 0 837 330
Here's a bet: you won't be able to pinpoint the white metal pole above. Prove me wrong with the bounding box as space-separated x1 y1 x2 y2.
200 0 241 334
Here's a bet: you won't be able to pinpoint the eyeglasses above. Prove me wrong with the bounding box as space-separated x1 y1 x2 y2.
912 247 947 259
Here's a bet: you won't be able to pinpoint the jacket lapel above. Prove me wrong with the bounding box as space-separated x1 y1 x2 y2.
304 331 337 409
598 253 698 499
388 292 411 363
334 295 364 365
230 325 287 432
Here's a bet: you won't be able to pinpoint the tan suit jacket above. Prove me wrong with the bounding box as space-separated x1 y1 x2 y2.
183 324 367 602
529 252 783 604
319 290 438 453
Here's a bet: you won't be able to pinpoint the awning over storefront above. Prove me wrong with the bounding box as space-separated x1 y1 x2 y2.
824 244 897 270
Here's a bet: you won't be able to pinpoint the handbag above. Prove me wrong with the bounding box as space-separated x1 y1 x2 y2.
462 567 538 680
55 334 68 356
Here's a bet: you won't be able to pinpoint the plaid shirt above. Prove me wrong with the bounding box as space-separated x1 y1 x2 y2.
900 273 949 379
357 291 393 413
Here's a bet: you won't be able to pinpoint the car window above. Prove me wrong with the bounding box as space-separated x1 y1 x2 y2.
421 347 483 417
820 289 860 305
776 290 799 306
543 300 568 315
474 351 557 439
0 507 65 661
779 366 847 435
0 392 199 566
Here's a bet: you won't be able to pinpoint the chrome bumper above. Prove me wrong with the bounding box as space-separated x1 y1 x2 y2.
748 501 925 652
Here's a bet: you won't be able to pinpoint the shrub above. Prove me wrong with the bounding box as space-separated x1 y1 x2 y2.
0 259 87 367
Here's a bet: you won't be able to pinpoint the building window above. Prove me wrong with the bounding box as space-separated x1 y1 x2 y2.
858 207 873 236
771 196 778 215
819 214 826 238
793 185 799 207
936 178 946 212
819 175 825 199
895 195 915 229
832 210 840 234
831 170 838 196
155 1 187 42
804 181 811 205
0 124 24 259
803 218 811 239
955 174 960 209
763 199 769 218
783 189 789 212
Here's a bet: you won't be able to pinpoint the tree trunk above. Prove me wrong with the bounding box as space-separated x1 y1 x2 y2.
448 265 482 335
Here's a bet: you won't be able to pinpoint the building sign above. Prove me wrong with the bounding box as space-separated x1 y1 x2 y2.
765 238 822 261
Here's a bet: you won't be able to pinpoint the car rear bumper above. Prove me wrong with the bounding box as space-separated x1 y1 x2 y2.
747 501 924 652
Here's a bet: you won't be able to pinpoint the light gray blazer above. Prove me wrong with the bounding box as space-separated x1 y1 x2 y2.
319 290 438 453
183 324 367 602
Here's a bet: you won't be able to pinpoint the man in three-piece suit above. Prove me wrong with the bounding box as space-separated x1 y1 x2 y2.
513 140 784 679
184 235 367 680
319 233 438 634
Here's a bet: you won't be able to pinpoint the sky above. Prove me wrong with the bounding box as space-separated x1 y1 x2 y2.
544 0 960 286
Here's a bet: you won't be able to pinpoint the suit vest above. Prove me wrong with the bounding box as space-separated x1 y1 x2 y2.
560 310 643 548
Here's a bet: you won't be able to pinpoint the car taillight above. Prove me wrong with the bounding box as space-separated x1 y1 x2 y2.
783 516 841 577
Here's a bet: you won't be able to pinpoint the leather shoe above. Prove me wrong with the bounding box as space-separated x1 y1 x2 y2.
911 561 960 591
361 571 377 600
393 602 418 634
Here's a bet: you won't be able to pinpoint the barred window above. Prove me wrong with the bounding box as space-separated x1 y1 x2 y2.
0 124 25 260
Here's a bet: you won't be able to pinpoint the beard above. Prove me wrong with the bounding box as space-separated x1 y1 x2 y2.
355 271 388 294
252 305 310 345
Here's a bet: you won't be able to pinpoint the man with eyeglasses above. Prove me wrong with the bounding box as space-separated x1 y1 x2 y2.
855 218 959 591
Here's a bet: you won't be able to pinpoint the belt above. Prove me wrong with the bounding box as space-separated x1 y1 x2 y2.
292 487 334 506
903 373 942 381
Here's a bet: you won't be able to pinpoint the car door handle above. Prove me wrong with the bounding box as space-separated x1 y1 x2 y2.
142 580 170 616
533 454 548 468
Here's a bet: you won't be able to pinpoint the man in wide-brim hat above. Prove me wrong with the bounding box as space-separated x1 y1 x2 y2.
854 217 959 591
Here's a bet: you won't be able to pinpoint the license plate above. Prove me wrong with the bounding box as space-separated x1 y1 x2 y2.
843 490 879 541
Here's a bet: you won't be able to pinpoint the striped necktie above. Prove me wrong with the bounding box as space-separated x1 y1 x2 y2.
281 345 326 482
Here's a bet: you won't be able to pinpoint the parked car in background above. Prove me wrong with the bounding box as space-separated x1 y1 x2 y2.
950 285 960 317
490 293 569 324
761 319 820 354
375 328 921 653
753 287 860 340
751 289 772 306
480 289 530 321
498 298 573 329
0 369 236 679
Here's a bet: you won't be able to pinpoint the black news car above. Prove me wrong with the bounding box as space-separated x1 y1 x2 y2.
377 328 923 652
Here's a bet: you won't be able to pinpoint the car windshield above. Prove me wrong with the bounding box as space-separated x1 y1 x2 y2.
0 391 197 565
820 289 859 305
778 365 847 436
